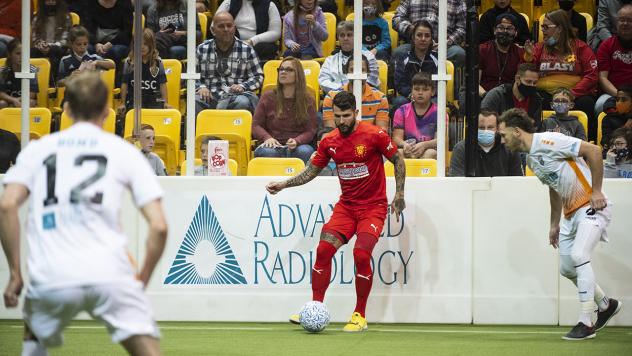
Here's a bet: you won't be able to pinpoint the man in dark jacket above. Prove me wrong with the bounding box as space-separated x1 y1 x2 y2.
479 0 531 45
481 62 543 131
449 110 523 176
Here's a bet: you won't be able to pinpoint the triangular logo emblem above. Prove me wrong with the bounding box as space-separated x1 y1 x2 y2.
164 196 247 285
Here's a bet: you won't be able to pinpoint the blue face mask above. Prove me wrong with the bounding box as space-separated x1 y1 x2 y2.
546 36 558 46
478 129 496 146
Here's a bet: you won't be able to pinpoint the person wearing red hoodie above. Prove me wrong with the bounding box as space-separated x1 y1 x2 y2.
525 9 598 141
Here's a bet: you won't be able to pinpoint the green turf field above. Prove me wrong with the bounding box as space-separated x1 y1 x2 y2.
1 320 631 355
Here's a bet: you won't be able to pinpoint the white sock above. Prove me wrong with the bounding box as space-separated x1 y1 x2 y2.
594 284 609 312
22 340 48 356
579 301 597 327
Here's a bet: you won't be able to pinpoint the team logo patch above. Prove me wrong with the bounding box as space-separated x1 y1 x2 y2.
355 144 366 158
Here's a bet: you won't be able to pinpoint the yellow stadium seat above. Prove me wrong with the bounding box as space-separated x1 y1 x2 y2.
335 0 345 19
161 59 182 111
0 57 50 108
60 108 116 133
447 60 454 103
196 109 252 175
124 109 182 175
526 165 536 176
598 111 606 147
262 60 320 109
180 158 202 175
384 159 437 177
183 158 238 176
581 12 593 31
0 107 52 140
247 157 305 176
198 13 208 41
321 12 337 59
377 60 388 94
346 11 398 52
542 110 588 139
70 12 79 26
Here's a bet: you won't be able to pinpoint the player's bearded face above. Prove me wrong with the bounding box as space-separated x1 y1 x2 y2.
334 110 357 136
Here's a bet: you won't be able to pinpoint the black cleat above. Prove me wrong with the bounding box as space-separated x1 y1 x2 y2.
562 322 596 340
595 298 622 331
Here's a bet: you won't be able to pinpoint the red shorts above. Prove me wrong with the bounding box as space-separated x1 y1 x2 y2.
322 202 388 243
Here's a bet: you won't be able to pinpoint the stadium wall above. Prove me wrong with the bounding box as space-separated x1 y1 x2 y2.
0 177 630 326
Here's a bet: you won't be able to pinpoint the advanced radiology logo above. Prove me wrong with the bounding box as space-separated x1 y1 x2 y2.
164 196 247 285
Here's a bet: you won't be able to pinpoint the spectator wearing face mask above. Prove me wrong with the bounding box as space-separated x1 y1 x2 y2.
481 62 544 131
478 13 524 97
542 87 587 140
448 109 523 177
478 0 531 45
604 127 632 178
601 85 632 147
524 9 598 140
557 0 587 42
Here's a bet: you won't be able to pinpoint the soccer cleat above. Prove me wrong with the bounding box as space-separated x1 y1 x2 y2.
289 314 300 325
562 322 596 340
595 298 622 331
342 312 368 332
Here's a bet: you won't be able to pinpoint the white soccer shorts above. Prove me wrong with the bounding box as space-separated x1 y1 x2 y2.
559 204 612 256
23 280 160 348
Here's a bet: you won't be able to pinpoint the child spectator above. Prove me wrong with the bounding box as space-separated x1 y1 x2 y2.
118 28 169 116
195 135 226 176
58 26 115 87
542 87 587 140
0 39 38 108
361 0 391 61
601 86 632 148
31 0 73 84
392 72 438 159
282 0 328 59
604 128 632 178
139 124 168 176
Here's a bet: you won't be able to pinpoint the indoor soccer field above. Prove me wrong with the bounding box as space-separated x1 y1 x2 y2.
0 320 631 355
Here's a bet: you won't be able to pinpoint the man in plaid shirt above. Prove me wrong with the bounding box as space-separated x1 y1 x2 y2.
195 12 264 115
392 0 466 68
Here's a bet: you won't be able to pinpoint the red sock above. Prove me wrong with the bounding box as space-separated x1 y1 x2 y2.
353 248 373 317
312 240 337 302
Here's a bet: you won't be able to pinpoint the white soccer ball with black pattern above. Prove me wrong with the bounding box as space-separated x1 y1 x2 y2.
299 301 330 333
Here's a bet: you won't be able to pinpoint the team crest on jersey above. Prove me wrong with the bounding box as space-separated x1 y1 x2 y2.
355 144 367 158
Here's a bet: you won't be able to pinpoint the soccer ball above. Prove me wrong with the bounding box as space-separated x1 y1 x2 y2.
299 301 330 333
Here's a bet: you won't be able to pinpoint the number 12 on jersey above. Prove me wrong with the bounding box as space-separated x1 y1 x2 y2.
43 153 108 207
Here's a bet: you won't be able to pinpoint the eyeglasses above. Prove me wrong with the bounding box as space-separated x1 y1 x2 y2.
277 67 295 73
618 18 632 24
552 99 571 103
495 25 516 32
540 24 557 31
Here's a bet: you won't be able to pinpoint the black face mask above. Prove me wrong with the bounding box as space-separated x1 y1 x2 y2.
517 83 537 97
558 1 574 11
495 32 515 46
615 147 630 161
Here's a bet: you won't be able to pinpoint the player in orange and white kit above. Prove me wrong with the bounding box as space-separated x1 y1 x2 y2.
266 91 406 332
0 72 168 355
498 108 622 341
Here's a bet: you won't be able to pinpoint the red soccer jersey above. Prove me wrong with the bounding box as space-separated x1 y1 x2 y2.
312 122 398 206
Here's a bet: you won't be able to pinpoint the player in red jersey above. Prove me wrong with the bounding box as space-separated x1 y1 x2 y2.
266 91 406 332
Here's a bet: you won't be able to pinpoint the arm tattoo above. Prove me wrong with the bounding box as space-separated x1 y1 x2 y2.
284 163 323 188
389 152 406 194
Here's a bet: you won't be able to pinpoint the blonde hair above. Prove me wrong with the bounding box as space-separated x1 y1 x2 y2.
128 28 160 72
275 57 310 125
